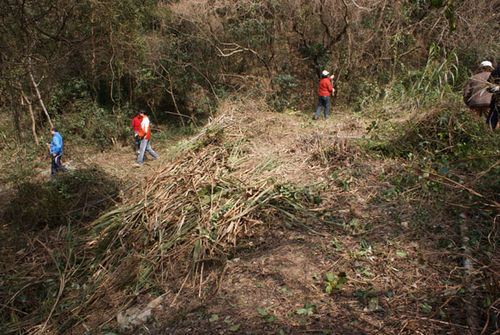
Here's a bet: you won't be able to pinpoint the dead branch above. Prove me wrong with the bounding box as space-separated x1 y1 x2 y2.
28 67 53 128
20 90 39 145
158 63 187 127
216 42 271 75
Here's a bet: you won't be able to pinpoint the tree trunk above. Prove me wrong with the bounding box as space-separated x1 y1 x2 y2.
21 92 39 145
29 70 53 128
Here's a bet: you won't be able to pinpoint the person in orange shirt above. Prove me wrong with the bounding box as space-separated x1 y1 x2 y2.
137 110 160 165
314 70 335 120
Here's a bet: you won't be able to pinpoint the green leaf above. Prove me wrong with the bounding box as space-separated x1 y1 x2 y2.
296 308 309 316
420 302 432 314
336 272 348 289
209 314 219 322
193 239 201 261
325 272 335 283
396 251 407 258
257 308 268 316
266 315 277 322
229 324 240 331
296 304 314 316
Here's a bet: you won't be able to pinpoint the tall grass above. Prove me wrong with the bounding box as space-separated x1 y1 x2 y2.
357 44 461 116
411 44 459 102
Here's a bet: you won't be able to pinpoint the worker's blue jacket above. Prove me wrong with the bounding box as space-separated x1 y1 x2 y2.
50 132 63 156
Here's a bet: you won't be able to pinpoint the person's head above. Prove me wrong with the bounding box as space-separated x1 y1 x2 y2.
139 109 147 116
321 70 329 78
476 60 494 73
50 127 58 134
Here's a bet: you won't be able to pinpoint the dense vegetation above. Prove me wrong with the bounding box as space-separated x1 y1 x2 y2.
1 0 498 148
0 0 499 334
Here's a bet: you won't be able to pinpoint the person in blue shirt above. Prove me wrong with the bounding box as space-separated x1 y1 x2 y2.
47 127 67 178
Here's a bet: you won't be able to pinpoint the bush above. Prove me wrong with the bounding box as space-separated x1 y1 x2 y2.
267 74 300 112
53 99 130 149
371 101 498 163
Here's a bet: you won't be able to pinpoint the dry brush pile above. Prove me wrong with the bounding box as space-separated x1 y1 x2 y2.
88 117 277 288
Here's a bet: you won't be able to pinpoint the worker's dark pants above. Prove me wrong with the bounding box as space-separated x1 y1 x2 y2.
134 131 140 151
51 154 67 178
486 96 498 130
314 96 330 119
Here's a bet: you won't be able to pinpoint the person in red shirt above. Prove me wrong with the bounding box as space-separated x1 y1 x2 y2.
314 70 335 120
131 113 143 152
136 110 160 165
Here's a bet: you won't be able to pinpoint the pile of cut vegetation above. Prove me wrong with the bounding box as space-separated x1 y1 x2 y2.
88 115 278 282
79 110 329 328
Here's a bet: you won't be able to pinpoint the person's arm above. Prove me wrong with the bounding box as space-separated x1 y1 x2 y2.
488 69 500 92
49 136 61 156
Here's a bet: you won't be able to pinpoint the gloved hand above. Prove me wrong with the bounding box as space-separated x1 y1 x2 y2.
489 85 500 93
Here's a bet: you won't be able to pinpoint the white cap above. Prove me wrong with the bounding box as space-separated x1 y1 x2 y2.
322 70 329 76
480 60 493 68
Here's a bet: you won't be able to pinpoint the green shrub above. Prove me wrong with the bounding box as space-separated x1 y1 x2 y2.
53 99 130 149
268 74 299 112
370 101 498 163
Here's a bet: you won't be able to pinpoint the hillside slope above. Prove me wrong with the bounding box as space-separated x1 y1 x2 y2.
104 99 495 335
1 97 498 335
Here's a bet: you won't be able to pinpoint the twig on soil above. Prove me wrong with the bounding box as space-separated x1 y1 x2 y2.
474 160 500 182
426 170 484 198
170 273 191 307
416 316 472 329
